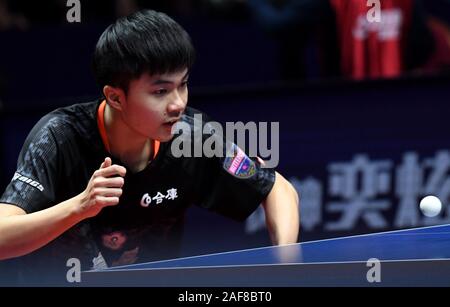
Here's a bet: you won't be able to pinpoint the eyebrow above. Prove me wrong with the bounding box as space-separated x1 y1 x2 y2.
152 72 190 85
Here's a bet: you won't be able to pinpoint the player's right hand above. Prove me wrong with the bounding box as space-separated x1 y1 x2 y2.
78 157 126 218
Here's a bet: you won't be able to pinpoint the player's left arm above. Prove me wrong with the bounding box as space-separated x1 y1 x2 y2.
262 172 299 245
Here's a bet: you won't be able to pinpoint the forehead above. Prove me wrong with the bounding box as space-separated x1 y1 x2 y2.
136 68 189 85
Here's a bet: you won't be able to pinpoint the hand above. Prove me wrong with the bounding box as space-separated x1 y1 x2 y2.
78 157 126 218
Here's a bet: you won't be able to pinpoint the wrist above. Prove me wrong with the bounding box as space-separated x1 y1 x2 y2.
67 192 90 221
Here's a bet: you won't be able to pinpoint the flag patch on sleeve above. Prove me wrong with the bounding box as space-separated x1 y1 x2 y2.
223 144 256 179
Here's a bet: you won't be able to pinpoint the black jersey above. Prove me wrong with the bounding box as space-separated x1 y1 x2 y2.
0 100 275 284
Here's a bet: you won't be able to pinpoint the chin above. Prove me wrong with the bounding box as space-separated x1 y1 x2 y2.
157 133 175 143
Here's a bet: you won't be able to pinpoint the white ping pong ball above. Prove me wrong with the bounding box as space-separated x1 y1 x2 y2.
419 195 442 217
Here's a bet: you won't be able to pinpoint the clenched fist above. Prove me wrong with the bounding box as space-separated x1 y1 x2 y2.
77 157 126 218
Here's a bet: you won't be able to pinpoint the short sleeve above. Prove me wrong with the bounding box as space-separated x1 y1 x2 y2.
196 142 276 221
0 116 62 213
176 112 276 221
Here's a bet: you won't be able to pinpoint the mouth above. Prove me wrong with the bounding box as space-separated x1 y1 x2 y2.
163 118 181 129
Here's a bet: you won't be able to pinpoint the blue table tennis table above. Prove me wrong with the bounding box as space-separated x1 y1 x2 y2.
81 224 450 286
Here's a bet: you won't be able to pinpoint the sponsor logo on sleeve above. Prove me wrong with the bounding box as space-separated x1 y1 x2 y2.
12 172 44 192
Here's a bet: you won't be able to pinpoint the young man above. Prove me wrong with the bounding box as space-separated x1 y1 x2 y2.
0 10 299 285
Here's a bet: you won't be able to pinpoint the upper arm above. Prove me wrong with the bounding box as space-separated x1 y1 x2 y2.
264 172 299 205
193 147 276 221
181 109 276 221
0 203 27 219
0 117 62 213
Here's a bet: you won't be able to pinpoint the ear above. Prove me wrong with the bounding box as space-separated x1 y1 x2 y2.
103 85 125 111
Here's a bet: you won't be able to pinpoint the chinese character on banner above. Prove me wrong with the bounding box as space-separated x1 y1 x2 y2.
421 151 450 225
396 151 450 227
291 177 322 232
395 152 423 228
245 176 323 234
326 154 392 231
245 205 266 234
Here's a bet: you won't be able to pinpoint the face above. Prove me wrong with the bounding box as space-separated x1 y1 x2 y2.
118 68 189 142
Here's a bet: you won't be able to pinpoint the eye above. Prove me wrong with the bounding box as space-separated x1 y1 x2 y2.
154 88 168 95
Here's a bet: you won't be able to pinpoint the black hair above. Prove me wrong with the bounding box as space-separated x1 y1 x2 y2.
93 10 195 93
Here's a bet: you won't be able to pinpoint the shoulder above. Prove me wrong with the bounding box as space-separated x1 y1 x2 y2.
18 100 102 162
27 100 100 145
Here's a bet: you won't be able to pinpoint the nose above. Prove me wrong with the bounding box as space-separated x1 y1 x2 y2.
167 90 186 117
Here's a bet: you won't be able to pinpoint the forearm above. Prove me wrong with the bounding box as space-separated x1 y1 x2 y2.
262 172 299 245
0 195 85 260
0 157 126 261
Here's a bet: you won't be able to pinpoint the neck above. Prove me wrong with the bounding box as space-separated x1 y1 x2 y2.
104 104 152 173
